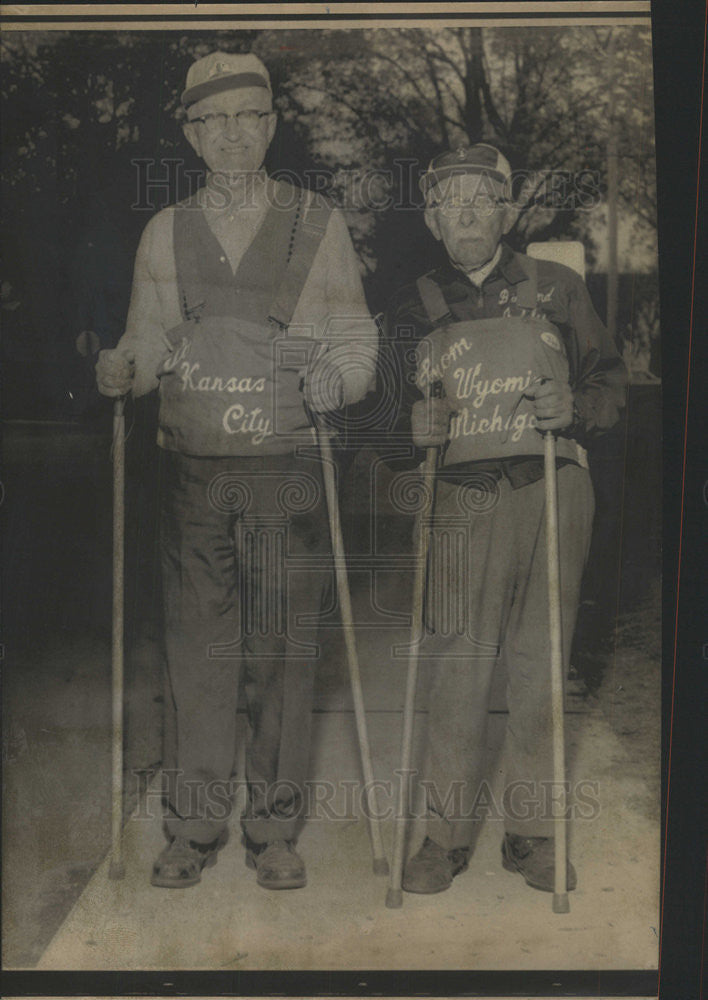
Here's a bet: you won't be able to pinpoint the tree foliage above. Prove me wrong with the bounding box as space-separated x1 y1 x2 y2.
0 25 659 413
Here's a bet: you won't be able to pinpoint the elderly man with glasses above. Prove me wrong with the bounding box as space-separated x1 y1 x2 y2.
96 52 377 890
381 143 626 896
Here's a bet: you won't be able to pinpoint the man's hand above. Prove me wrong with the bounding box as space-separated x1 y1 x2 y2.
96 349 136 398
525 378 574 431
411 396 452 448
302 356 344 413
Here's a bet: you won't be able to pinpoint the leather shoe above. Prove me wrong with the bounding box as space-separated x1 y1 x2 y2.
502 833 577 892
402 836 470 894
246 839 307 889
151 831 226 888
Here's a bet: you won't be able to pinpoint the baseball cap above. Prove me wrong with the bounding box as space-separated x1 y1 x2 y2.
181 52 272 109
420 143 513 200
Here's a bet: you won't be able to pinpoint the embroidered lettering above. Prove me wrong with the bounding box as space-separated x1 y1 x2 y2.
180 361 199 390
449 406 537 444
162 336 191 372
222 404 273 445
178 369 267 394
418 336 472 386
453 366 534 407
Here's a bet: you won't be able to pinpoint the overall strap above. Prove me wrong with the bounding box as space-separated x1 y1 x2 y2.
173 182 312 326
174 193 208 322
416 273 452 325
268 190 333 329
515 253 538 311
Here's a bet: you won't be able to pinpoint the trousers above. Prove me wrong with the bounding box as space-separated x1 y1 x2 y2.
420 462 595 849
159 449 331 845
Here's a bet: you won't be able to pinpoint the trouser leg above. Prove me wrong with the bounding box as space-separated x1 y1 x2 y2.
239 455 331 844
502 464 595 837
421 477 516 851
160 453 242 844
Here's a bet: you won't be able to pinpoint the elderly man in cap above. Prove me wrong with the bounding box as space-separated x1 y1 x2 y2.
382 143 626 895
97 52 377 889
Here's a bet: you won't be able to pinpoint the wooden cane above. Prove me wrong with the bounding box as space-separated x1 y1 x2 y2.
109 396 126 880
386 389 441 908
544 429 569 913
316 420 389 876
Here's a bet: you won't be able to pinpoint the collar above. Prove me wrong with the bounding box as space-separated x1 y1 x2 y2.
496 244 530 285
201 169 270 215
434 243 528 292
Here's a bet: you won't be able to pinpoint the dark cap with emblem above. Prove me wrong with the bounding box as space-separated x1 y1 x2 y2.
420 142 513 199
181 52 272 109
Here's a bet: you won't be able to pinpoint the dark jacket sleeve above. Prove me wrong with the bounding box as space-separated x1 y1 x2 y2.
376 285 428 466
557 267 628 439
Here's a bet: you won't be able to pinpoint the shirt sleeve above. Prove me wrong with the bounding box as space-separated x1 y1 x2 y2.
311 206 379 406
116 212 175 398
561 270 628 438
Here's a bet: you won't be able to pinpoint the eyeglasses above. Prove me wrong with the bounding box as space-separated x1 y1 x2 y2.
432 193 507 218
187 110 272 135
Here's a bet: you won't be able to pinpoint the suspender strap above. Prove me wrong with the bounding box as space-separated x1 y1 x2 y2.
416 273 453 325
268 190 333 329
515 254 538 311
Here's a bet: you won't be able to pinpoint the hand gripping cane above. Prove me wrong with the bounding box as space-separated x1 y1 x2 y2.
386 383 442 908
109 395 126 879
314 415 389 876
544 429 570 914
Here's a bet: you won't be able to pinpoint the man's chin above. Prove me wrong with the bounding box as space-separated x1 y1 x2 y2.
211 162 262 180
453 239 494 271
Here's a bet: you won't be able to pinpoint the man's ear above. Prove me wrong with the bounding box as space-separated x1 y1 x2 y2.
265 111 277 149
424 205 442 241
182 120 202 159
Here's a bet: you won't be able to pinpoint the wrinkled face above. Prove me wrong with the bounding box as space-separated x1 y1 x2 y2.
424 173 517 271
183 86 276 176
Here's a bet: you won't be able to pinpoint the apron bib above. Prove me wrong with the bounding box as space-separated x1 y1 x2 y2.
156 315 313 456
155 182 332 457
416 315 581 466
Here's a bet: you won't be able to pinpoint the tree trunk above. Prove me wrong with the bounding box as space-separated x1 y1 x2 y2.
462 28 486 142
606 29 619 343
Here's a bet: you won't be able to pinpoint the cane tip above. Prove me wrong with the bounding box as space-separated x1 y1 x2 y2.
373 858 390 877
109 860 126 880
553 892 570 913
385 888 403 909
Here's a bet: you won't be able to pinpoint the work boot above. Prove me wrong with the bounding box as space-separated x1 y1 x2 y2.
151 830 226 888
246 839 307 889
501 833 577 892
402 836 470 894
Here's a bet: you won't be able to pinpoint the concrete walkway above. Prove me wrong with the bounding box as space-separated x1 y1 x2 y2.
35 700 659 971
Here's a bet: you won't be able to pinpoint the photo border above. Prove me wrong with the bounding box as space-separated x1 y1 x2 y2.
0 0 704 996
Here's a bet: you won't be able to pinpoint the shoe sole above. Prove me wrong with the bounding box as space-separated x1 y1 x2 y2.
402 858 469 895
402 878 452 895
501 852 576 893
245 851 307 890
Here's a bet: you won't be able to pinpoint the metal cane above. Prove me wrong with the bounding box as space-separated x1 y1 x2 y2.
386 387 441 909
109 396 126 879
544 429 569 913
315 417 389 876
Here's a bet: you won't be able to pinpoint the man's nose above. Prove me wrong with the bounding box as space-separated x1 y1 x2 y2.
223 114 245 140
457 206 478 226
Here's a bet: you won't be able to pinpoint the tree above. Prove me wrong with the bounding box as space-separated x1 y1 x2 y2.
253 25 656 306
0 25 658 398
